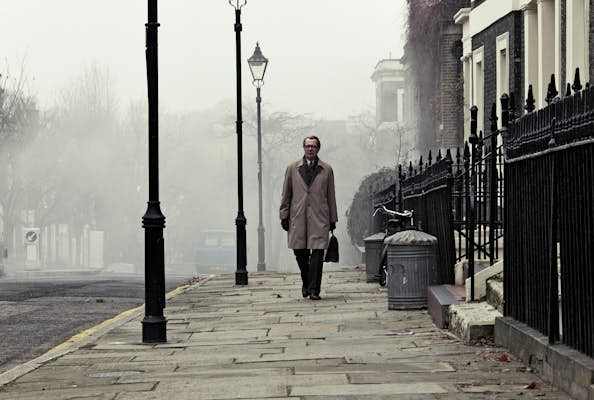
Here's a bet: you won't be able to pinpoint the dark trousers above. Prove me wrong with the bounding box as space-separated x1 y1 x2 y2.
293 249 324 295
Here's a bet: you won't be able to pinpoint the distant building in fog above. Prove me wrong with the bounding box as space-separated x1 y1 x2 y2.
370 58 418 165
371 59 406 129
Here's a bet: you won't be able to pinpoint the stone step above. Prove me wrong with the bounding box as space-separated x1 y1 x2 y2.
486 276 503 313
454 259 492 285
427 284 466 329
464 260 503 301
449 302 502 343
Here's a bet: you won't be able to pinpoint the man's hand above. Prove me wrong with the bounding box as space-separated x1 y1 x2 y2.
281 218 289 232
330 222 336 231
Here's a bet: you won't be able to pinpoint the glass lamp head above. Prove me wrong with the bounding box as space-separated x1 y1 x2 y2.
248 42 268 85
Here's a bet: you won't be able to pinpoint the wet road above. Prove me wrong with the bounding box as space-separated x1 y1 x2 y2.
0 273 193 374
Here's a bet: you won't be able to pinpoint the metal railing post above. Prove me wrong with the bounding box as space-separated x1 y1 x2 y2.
468 105 478 301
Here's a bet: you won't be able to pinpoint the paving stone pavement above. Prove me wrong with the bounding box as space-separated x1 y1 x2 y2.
0 265 572 399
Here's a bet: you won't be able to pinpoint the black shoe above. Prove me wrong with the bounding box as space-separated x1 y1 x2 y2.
302 289 309 298
309 294 321 300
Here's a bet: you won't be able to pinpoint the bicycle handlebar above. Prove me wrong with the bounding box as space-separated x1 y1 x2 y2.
372 205 413 219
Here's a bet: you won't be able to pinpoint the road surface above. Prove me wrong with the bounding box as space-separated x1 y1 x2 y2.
0 273 193 374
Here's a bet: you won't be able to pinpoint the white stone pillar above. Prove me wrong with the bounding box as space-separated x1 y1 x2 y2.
538 0 556 107
82 225 90 267
89 230 104 270
57 224 69 265
49 224 56 265
566 0 588 85
71 237 77 267
524 3 539 105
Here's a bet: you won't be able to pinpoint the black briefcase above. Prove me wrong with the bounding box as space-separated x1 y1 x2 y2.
325 232 339 263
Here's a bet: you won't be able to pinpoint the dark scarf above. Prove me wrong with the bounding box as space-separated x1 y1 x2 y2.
298 157 321 187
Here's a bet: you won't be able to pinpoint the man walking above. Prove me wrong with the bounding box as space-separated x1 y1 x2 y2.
280 136 338 300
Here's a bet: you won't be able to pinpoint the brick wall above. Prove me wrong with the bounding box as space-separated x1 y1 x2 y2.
472 12 523 132
439 25 464 149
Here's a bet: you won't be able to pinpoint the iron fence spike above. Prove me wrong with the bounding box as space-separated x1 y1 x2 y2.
546 74 558 104
572 68 583 93
525 84 536 112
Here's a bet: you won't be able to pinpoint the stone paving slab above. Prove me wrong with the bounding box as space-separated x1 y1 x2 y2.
0 266 572 399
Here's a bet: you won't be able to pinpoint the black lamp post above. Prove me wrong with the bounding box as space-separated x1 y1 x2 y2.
248 43 269 272
142 0 167 343
230 0 248 285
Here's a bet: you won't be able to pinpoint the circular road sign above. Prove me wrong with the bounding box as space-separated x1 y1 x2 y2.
25 231 39 243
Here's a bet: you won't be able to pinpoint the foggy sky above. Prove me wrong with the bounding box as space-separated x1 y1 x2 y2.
1 1 406 119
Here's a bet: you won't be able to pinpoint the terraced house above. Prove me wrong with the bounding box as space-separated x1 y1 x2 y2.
455 0 593 137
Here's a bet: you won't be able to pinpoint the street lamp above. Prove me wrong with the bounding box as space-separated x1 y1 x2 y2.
230 0 248 285
248 43 268 272
141 0 167 343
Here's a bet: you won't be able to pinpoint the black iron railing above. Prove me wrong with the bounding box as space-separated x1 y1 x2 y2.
400 155 456 285
504 71 594 357
394 100 506 295
367 68 593 359
451 103 505 266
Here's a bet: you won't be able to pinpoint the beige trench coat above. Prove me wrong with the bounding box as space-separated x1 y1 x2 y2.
279 158 338 249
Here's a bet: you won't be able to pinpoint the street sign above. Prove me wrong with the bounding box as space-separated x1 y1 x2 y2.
23 227 41 270
25 231 39 243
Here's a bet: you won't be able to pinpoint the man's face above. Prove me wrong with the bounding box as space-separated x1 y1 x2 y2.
303 138 319 160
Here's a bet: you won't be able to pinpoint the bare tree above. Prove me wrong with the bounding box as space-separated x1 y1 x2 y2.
350 110 417 168
36 64 122 265
0 68 40 254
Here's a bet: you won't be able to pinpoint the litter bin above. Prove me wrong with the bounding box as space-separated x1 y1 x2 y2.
363 233 385 282
385 229 438 309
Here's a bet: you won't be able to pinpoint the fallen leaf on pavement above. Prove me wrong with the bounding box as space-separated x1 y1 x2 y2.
525 381 538 389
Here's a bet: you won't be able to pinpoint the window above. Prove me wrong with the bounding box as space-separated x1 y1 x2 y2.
473 46 485 135
496 33 510 124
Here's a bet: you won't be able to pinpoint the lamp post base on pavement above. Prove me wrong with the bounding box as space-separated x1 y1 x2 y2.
257 225 265 272
235 212 248 285
142 315 167 343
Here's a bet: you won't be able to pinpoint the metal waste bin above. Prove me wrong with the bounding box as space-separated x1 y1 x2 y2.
364 233 385 282
385 229 438 309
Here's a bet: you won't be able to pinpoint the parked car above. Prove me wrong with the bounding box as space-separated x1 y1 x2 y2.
195 230 235 275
